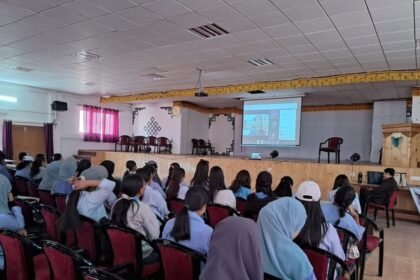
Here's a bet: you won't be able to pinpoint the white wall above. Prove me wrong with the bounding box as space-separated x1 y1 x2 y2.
209 114 235 154
234 110 373 162
179 108 209 154
0 82 132 158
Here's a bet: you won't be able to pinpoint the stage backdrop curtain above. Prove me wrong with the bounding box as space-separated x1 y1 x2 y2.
102 108 119 143
82 105 102 142
44 123 54 161
2 120 12 159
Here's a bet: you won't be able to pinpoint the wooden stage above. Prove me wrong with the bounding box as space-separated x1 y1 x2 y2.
88 150 420 222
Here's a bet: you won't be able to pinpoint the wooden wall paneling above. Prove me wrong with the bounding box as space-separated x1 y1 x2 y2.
12 125 46 161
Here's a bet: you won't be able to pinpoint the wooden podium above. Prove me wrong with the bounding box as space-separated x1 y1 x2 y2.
382 123 420 168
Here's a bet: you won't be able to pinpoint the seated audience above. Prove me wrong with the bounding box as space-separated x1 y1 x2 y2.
100 160 121 196
322 186 365 241
162 187 213 255
15 155 34 181
123 160 137 178
52 153 62 162
229 169 252 200
360 168 398 214
144 164 166 199
166 167 189 200
328 174 362 214
52 157 77 195
258 197 315 280
162 162 180 190
137 167 169 219
209 166 236 209
30 154 46 184
190 159 209 189
295 181 345 261
75 159 91 177
200 216 263 280
0 151 12 182
244 171 277 219
145 160 163 187
111 174 160 258
18 152 27 163
39 159 62 191
273 180 292 197
0 174 26 271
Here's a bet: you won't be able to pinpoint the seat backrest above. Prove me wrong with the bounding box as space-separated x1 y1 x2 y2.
304 249 329 280
14 199 36 227
39 190 55 207
155 239 204 280
54 195 67 213
157 137 167 145
105 226 139 271
118 135 131 144
327 137 343 149
0 233 28 280
81 267 125 280
147 136 157 145
235 198 246 214
133 136 146 144
75 217 98 263
206 204 233 227
388 190 399 209
15 177 29 196
40 206 60 241
27 184 39 198
198 139 207 146
191 138 198 146
167 199 185 215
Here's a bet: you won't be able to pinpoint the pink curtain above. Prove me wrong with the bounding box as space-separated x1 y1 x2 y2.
2 120 12 159
83 105 102 142
102 108 119 143
44 123 54 161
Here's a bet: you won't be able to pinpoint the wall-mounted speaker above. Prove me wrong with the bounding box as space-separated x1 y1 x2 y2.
51 101 68 111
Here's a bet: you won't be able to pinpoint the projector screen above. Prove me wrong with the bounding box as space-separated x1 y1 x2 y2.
242 98 302 146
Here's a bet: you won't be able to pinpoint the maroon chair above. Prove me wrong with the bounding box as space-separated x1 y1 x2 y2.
115 135 132 152
0 229 51 280
80 267 125 280
167 198 185 215
236 197 247 215
38 190 55 207
27 183 39 198
155 239 206 280
191 138 199 154
54 194 67 213
205 204 239 228
42 240 93 280
368 190 399 228
39 205 60 242
147 136 158 153
157 137 172 154
131 136 147 153
302 246 349 280
198 139 212 155
15 177 29 196
14 198 42 231
318 137 343 164
105 223 161 278
74 216 100 264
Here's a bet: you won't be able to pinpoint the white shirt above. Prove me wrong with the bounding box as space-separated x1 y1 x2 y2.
142 185 169 219
214 189 236 209
177 185 190 200
328 188 362 214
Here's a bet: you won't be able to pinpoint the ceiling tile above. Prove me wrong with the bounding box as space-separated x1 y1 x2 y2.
4 0 55 13
143 0 190 18
350 44 382 55
294 17 335 34
163 30 202 43
247 40 280 51
168 12 211 28
330 10 372 29
21 15 66 32
248 11 289 28
88 0 137 12
375 18 414 34
306 30 342 44
175 0 224 11
321 48 353 59
259 48 289 58
338 24 376 39
345 35 379 48
223 44 255 56
381 40 415 52
219 17 256 33
285 44 318 55
198 4 242 22
228 0 277 17
0 2 35 22
379 30 414 43
141 20 185 35
313 40 348 51
319 0 366 15
270 0 313 10
263 23 300 39
282 2 326 21
275 35 309 47
64 0 110 18
207 35 243 48
234 29 270 43
41 6 87 25
369 3 412 23
93 14 140 31
117 6 162 25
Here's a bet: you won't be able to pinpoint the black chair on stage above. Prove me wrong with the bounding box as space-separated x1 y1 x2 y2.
318 137 343 164
115 135 132 152
157 137 172 154
131 136 147 153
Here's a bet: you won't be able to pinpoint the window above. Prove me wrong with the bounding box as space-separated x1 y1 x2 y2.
80 105 119 142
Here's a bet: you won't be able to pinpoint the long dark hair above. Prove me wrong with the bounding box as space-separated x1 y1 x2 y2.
76 159 91 177
100 160 115 178
274 181 292 197
230 170 251 193
334 185 356 218
208 166 226 201
333 174 349 190
170 187 209 241
166 168 185 200
111 175 144 227
255 171 272 195
165 162 180 189
16 160 31 171
136 167 153 184
190 159 209 187
30 159 42 177
57 190 82 233
295 200 328 247
280 176 293 187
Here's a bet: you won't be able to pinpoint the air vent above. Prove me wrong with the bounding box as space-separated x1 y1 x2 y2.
73 51 101 61
248 90 265 94
248 59 273 66
10 66 34 72
82 81 97 86
142 73 166 80
189 23 229 38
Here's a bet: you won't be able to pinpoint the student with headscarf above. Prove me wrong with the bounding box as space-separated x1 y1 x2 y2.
0 174 25 270
0 151 12 182
200 216 263 280
39 160 62 191
52 157 78 195
162 187 213 255
258 197 315 280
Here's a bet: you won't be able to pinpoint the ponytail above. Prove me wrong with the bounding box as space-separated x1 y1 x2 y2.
111 197 139 227
170 206 190 241
166 168 185 200
57 191 81 233
334 185 356 218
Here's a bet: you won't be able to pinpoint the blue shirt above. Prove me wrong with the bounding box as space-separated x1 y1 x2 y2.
15 166 32 181
142 185 169 219
233 186 252 200
52 181 73 195
0 165 12 182
0 206 25 270
321 202 365 241
162 211 213 255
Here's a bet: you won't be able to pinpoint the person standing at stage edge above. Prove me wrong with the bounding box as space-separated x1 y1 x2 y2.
360 168 398 215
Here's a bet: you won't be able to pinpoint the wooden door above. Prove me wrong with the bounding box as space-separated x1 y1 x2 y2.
12 125 46 161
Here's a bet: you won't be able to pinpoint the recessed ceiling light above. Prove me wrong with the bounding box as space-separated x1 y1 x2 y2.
248 59 273 66
73 51 101 61
10 66 34 72
0 95 17 102
82 81 97 86
142 73 166 80
189 23 229 38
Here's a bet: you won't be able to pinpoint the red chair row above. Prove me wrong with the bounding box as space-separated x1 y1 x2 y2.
115 135 172 153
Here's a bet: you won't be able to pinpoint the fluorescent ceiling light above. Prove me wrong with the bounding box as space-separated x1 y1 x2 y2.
0 95 17 103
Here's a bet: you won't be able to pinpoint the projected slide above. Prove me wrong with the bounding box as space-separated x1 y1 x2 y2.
242 98 302 146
